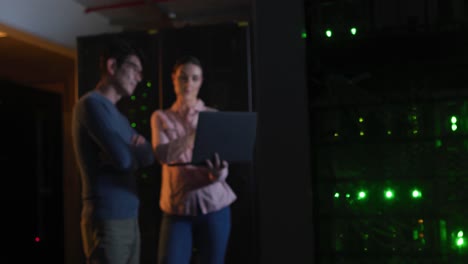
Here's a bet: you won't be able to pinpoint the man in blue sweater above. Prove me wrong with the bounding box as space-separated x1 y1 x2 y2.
72 38 155 264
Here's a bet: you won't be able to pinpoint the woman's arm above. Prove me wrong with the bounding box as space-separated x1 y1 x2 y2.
150 110 194 164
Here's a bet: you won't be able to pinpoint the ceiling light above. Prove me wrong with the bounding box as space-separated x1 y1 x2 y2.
0 32 7 38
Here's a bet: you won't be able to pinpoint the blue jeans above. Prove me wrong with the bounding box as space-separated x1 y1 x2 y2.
158 206 231 264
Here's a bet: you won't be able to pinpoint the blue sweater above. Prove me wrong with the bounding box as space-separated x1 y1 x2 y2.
72 91 154 219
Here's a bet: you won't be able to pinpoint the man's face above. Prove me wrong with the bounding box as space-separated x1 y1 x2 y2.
114 54 143 97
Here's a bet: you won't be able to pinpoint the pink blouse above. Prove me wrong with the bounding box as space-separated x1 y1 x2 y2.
150 99 237 216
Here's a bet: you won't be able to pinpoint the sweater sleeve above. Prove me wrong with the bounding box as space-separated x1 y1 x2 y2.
130 128 155 168
79 97 138 172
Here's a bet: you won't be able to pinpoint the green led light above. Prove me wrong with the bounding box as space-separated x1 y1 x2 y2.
440 220 447 243
412 189 422 199
131 122 136 128
357 190 367 200
452 230 466 249
334 192 340 198
325 29 332 38
350 27 357 35
131 95 136 100
457 237 465 247
384 189 394 200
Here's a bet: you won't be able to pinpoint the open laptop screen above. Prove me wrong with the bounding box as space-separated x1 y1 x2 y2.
170 111 257 166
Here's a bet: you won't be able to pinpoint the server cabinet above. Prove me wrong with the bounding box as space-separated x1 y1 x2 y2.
311 31 468 264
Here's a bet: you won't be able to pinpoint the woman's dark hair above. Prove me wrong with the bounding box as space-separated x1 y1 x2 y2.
99 37 143 75
172 55 203 74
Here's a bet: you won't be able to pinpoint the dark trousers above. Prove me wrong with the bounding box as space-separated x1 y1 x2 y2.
81 217 140 264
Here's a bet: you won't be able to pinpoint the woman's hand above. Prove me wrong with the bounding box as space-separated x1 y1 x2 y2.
205 152 228 182
131 134 146 146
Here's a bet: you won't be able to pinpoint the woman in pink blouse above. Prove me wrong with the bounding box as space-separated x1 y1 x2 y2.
150 56 236 264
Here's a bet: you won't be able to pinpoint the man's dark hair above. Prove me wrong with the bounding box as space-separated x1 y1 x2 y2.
172 55 203 74
99 37 143 75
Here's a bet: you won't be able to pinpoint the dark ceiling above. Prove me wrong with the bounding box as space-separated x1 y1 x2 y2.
0 0 253 88
73 0 252 30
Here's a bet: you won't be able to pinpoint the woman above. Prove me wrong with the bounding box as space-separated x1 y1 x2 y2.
150 55 236 264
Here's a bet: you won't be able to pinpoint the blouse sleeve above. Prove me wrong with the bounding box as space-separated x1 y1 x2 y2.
150 110 193 164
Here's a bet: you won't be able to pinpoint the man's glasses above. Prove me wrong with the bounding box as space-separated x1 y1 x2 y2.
122 61 143 79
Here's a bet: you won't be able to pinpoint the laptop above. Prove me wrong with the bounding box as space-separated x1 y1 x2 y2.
170 111 257 166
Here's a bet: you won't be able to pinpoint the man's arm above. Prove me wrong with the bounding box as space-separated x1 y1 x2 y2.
79 97 138 172
130 132 155 168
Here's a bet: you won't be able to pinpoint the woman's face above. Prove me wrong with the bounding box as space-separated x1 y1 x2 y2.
172 63 203 101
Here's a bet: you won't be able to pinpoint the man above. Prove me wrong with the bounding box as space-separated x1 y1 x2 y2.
72 37 155 264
